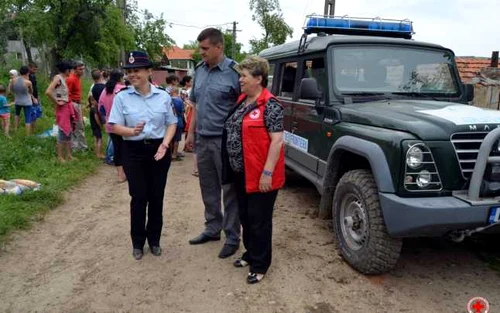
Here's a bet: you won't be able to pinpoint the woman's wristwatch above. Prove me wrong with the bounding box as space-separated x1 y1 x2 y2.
262 170 273 177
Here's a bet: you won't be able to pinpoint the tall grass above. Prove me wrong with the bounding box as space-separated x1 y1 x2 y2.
0 74 103 243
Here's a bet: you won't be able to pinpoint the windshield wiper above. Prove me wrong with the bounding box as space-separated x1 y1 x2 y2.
392 92 442 101
341 92 388 96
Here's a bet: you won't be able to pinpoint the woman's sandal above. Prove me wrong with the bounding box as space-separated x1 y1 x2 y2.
191 170 199 177
247 272 265 284
233 258 249 268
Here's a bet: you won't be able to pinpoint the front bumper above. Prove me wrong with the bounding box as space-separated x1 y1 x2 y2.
379 193 500 237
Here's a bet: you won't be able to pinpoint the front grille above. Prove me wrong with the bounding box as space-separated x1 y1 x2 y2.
450 132 488 179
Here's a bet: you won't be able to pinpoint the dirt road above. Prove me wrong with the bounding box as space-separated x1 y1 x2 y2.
0 154 498 313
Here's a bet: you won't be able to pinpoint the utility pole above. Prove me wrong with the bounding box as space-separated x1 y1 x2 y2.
227 21 241 60
232 21 238 60
324 0 335 16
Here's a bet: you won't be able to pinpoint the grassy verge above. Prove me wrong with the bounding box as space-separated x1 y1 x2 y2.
0 77 103 243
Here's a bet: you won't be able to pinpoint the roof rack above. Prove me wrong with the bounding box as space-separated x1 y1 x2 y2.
298 14 414 54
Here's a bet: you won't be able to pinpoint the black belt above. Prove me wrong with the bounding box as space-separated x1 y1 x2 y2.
72 100 81 104
124 138 163 145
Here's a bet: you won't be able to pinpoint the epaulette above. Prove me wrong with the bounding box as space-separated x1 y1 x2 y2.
157 86 166 91
229 60 240 76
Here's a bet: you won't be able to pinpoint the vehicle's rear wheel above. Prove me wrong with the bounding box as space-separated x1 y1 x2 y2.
332 169 402 275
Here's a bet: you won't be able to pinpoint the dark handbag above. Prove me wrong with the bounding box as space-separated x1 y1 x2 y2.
221 128 235 185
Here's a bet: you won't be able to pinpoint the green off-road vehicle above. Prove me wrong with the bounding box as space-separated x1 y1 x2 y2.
259 15 500 275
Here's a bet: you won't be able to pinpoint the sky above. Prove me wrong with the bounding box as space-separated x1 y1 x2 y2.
141 0 500 57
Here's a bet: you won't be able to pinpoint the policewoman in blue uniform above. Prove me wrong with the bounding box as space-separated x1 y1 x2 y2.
108 51 178 260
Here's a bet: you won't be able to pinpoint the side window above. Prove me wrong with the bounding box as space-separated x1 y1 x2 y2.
299 57 327 101
268 63 275 90
278 62 297 98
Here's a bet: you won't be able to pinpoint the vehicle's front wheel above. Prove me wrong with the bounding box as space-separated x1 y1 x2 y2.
332 169 402 275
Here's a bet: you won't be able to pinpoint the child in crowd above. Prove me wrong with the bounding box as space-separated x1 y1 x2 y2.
88 69 106 159
0 85 11 138
170 87 185 161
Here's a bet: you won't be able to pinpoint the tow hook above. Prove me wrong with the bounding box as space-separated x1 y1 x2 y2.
449 222 500 242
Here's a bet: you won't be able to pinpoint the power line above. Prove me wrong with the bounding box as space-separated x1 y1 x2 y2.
167 20 233 29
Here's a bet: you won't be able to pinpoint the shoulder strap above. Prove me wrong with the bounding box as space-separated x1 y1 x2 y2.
228 60 239 76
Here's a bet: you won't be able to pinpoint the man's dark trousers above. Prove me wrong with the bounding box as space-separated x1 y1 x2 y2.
196 135 240 245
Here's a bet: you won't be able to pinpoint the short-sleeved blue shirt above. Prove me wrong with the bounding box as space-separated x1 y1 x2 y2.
0 95 9 115
171 97 184 129
190 57 240 136
108 84 177 141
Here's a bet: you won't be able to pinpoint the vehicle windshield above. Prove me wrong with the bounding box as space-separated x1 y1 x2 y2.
332 46 459 96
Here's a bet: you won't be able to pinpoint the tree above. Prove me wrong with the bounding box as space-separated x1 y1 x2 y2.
248 0 293 54
223 31 247 62
126 0 175 62
24 0 135 71
182 41 202 64
183 31 247 64
0 1 15 65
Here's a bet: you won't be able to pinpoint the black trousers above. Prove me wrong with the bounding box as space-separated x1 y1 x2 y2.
123 139 171 250
234 172 278 274
109 133 124 166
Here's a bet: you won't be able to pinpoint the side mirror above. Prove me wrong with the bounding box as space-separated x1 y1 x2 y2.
299 78 322 101
465 84 474 102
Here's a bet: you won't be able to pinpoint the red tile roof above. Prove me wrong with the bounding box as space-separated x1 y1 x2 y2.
163 46 195 60
455 57 499 83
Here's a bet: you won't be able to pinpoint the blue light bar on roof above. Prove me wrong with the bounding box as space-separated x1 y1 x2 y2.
303 15 414 39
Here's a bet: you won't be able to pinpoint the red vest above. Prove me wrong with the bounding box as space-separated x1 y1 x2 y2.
238 89 285 193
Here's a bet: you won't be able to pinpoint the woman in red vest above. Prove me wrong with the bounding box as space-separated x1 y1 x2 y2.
222 56 285 284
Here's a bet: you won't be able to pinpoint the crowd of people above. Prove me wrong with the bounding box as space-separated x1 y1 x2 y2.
3 27 286 285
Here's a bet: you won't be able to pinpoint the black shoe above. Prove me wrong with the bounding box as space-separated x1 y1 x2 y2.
189 233 221 245
218 244 239 259
150 246 162 256
247 272 265 284
132 249 143 260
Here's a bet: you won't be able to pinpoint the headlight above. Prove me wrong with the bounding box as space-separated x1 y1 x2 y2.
406 145 423 169
416 170 431 187
403 142 442 192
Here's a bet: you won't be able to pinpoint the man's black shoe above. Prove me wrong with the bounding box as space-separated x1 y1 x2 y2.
150 246 162 256
218 244 239 259
189 233 221 245
132 249 143 260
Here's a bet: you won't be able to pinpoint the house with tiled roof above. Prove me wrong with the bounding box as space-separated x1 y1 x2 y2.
163 46 196 72
455 56 500 83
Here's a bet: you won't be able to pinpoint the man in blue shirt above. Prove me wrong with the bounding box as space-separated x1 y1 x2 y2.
185 28 241 258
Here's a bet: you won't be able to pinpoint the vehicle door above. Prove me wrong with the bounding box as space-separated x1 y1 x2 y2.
274 60 299 157
289 55 328 174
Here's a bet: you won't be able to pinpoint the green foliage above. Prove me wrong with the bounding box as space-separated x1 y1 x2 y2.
0 78 101 242
182 41 202 64
182 32 248 64
126 0 175 62
248 0 293 54
223 31 247 62
1 0 174 70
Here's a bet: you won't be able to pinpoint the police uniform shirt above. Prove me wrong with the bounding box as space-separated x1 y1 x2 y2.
108 84 178 140
190 57 240 137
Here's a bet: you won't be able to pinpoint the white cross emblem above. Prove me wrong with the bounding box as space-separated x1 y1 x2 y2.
250 108 260 119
